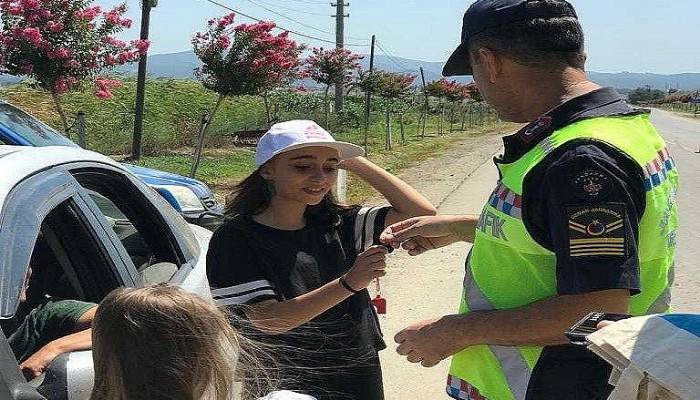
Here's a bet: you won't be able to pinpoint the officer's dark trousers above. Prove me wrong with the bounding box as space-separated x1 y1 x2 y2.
525 345 615 400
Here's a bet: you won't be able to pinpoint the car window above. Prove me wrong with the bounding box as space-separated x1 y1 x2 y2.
1 168 130 319
72 170 186 284
0 103 77 147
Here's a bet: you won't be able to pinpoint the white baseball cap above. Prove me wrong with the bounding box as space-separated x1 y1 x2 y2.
255 120 365 166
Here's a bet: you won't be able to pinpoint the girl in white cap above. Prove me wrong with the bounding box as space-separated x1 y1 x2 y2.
206 120 436 400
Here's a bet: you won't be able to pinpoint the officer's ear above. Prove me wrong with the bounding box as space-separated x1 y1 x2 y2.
473 47 503 84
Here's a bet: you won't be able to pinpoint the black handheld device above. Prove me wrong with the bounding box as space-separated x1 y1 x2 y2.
565 312 631 346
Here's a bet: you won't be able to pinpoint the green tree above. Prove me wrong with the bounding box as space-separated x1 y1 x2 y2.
628 86 665 104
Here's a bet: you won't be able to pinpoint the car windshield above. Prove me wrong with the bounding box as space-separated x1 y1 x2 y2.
0 103 77 147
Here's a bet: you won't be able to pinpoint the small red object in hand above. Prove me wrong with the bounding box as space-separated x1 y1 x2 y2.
371 278 387 314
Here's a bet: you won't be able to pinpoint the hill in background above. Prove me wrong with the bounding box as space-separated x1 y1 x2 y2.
3 50 700 91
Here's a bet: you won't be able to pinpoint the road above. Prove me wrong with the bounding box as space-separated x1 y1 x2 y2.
650 109 700 311
379 109 700 399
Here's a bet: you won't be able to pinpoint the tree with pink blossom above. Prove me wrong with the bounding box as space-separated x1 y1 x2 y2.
356 70 415 149
425 78 479 134
0 0 149 133
192 13 304 129
304 47 363 126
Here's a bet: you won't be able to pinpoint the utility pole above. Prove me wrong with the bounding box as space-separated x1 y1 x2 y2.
419 67 428 138
363 35 376 152
332 1 349 115
131 0 156 160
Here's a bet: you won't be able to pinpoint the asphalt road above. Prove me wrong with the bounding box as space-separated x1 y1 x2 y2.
649 109 700 312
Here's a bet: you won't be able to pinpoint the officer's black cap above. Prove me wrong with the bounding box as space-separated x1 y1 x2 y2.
443 0 578 77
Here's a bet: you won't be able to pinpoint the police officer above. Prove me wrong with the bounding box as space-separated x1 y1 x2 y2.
380 1 679 399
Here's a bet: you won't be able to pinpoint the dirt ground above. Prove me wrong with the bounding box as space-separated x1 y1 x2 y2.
364 128 508 400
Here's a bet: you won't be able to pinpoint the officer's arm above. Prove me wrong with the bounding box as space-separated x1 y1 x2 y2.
394 289 630 365
450 289 630 347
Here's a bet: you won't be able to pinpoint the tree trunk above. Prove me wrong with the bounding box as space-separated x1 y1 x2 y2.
385 109 392 150
421 101 427 139
191 94 225 178
51 90 70 135
468 103 473 128
449 103 455 133
400 113 405 144
262 93 272 127
324 85 331 128
439 102 445 135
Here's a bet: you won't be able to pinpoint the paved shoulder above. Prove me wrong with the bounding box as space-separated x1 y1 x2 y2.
651 109 700 312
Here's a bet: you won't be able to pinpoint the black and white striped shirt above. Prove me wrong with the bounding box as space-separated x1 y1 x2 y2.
206 205 390 308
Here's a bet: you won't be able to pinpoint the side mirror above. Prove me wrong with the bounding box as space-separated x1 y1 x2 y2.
35 351 94 400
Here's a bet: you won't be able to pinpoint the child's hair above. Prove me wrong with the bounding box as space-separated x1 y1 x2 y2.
91 285 274 400
224 168 346 226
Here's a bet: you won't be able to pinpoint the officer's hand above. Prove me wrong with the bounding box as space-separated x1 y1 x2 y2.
380 215 464 256
394 315 468 368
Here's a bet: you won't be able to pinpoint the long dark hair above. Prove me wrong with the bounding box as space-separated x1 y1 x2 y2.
224 168 347 227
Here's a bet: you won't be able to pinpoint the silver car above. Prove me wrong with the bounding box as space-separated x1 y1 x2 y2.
0 145 213 400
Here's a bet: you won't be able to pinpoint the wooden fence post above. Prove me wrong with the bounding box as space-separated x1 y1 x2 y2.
190 112 210 178
76 111 87 149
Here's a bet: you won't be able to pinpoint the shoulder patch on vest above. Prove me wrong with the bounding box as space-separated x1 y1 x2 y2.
571 169 612 202
567 204 627 258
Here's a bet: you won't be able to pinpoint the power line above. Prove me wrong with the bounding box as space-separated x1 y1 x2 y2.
201 0 368 46
375 40 412 72
279 0 328 4
241 0 333 35
247 0 328 16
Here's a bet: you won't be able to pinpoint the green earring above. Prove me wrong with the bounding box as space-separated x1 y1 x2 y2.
266 181 277 197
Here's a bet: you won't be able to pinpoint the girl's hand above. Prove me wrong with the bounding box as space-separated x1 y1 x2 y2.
344 245 388 290
337 157 364 171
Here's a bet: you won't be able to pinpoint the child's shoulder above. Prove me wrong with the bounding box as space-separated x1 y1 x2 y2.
211 215 255 243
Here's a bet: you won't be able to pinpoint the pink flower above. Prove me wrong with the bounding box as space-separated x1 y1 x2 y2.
46 21 64 33
8 4 22 15
53 76 77 94
216 36 230 49
95 90 112 99
103 36 127 48
94 77 122 99
47 47 72 59
120 18 132 28
132 39 150 54
117 51 137 63
104 10 120 24
20 28 43 46
65 59 81 69
27 13 41 23
19 0 39 10
75 6 101 21
95 77 122 90
104 54 118 66
217 13 235 28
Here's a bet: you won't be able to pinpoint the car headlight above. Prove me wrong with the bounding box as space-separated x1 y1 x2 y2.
152 185 206 213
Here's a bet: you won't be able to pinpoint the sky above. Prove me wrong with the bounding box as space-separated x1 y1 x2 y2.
97 0 700 74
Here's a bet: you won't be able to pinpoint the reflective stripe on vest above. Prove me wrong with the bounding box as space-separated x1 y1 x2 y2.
447 114 679 400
